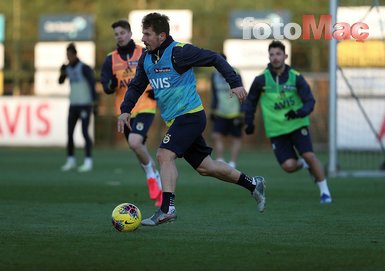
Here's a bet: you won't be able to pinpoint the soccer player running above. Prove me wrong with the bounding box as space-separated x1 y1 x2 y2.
59 43 96 172
244 40 332 204
101 20 162 206
117 13 266 226
210 53 244 169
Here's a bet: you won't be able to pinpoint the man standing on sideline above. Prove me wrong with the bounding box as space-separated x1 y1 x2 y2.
244 40 332 204
101 19 162 206
59 43 96 172
210 53 244 169
118 13 266 226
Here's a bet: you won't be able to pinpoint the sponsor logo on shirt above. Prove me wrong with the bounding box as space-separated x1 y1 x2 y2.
149 77 171 89
154 67 171 73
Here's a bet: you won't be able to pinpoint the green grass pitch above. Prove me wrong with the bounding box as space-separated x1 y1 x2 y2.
0 147 384 271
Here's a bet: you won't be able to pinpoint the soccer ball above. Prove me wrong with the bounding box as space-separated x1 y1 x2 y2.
111 203 142 232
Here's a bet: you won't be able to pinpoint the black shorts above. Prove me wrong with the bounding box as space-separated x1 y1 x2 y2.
212 115 243 137
270 126 314 164
160 110 212 169
124 113 155 143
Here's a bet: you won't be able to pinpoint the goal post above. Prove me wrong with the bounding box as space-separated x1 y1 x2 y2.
328 0 338 177
328 0 385 177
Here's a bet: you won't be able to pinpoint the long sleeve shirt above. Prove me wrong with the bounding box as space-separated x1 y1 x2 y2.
120 36 242 115
100 40 137 94
58 58 96 102
244 64 315 128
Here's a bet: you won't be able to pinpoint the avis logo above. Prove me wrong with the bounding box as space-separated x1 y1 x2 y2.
149 77 170 89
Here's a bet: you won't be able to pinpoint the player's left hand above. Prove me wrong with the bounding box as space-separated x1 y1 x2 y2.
147 89 155 100
117 113 131 133
230 86 247 103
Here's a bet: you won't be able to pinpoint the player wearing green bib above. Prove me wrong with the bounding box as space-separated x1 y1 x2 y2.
244 40 332 204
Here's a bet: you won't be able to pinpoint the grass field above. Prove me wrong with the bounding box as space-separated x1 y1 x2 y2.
1 147 384 271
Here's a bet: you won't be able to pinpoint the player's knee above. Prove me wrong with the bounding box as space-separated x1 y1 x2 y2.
302 152 316 162
281 160 297 173
196 158 218 176
196 165 210 176
156 150 164 164
128 138 141 151
156 149 175 165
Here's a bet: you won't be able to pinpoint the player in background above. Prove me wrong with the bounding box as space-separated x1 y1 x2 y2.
244 40 332 204
210 53 244 169
101 19 162 206
118 13 266 226
59 43 96 172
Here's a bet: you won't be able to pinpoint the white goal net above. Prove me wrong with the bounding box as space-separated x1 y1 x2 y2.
329 1 385 177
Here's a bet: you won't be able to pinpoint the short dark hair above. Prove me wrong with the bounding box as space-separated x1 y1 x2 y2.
142 13 170 36
268 40 285 53
66 43 77 54
111 19 131 31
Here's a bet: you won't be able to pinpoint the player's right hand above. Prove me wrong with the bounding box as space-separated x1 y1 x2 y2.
284 110 299 120
230 86 247 103
117 113 131 133
60 64 67 75
245 124 255 135
109 75 118 91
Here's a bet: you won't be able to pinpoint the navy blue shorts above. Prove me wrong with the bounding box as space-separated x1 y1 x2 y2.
160 110 212 169
212 115 243 137
270 126 314 164
123 113 155 143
